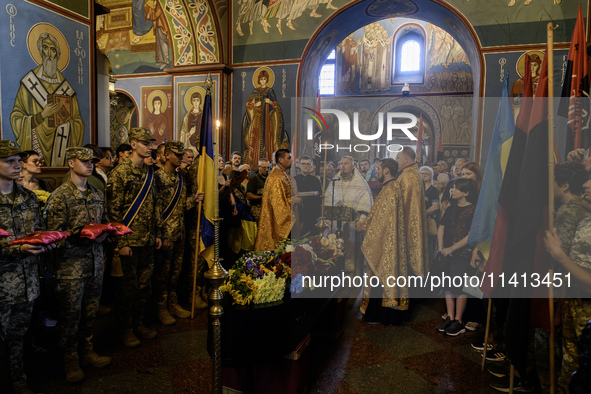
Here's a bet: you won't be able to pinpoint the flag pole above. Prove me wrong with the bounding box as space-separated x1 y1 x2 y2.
547 22 556 394
481 298 492 370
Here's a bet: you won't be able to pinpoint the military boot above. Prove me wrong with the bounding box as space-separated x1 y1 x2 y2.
81 351 112 368
135 325 157 339
121 329 140 348
63 354 85 383
169 303 191 319
157 302 176 325
189 287 207 310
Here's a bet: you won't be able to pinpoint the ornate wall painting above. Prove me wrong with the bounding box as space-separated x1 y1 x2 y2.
141 85 173 144
1 2 91 167
96 0 174 74
176 79 218 148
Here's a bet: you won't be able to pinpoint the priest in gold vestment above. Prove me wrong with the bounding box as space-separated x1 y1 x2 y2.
396 147 429 278
361 158 409 321
255 149 301 251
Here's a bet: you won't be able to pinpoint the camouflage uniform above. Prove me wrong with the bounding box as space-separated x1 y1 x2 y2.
559 216 591 393
555 196 591 254
107 128 160 331
46 150 107 361
153 141 195 309
0 140 45 393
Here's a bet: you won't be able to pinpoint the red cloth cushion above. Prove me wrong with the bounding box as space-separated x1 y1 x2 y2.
80 223 113 239
0 228 13 237
107 223 133 236
8 231 70 246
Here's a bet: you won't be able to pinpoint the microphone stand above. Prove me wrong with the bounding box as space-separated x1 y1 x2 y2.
331 177 339 234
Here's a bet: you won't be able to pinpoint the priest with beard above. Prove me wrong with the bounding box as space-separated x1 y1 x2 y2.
324 155 373 276
360 158 409 324
255 149 302 251
396 147 428 280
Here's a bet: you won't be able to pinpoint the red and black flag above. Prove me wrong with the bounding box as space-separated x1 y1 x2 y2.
559 4 590 156
481 55 533 297
436 130 444 162
503 47 551 379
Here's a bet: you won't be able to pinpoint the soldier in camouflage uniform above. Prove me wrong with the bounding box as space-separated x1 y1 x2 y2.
153 141 203 325
107 128 162 348
45 147 112 382
0 140 54 394
545 195 591 393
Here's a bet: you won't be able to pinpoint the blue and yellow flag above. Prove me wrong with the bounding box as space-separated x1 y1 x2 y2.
468 71 514 247
198 92 216 264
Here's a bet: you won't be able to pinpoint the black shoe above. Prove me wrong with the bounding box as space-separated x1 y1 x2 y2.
445 320 466 336
471 341 494 351
436 316 452 332
486 350 506 362
490 376 533 392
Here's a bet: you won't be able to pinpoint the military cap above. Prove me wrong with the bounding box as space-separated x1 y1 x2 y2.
0 140 24 158
128 127 156 142
66 147 100 161
165 140 185 155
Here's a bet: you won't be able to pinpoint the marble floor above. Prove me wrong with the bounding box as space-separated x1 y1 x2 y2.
25 297 510 393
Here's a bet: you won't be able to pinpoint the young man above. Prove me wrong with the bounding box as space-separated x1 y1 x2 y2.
107 128 162 348
153 141 203 324
46 147 112 382
231 151 242 171
0 140 54 394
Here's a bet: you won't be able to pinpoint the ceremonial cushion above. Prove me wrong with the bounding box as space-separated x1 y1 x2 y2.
107 223 133 236
80 223 113 239
8 231 70 246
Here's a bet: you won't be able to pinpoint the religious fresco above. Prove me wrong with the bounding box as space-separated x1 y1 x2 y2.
141 86 173 144
110 94 138 150
231 65 298 164
176 78 218 149
96 0 219 75
444 0 582 46
0 2 91 168
334 19 473 96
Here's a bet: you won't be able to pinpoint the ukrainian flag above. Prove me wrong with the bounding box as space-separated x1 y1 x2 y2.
468 71 514 247
198 92 216 264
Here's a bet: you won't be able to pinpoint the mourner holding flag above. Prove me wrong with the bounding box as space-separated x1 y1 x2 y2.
46 147 112 382
152 141 204 326
107 127 162 348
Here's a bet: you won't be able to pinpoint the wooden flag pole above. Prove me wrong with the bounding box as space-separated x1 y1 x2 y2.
547 22 556 394
191 166 205 319
481 298 493 370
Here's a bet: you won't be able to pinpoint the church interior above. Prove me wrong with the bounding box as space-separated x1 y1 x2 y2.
0 0 587 393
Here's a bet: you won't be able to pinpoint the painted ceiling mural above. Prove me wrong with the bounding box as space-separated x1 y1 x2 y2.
97 0 219 75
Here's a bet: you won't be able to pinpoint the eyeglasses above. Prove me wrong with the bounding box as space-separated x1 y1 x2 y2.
259 166 270 170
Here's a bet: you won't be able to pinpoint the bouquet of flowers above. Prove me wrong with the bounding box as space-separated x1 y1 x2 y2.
220 251 291 306
34 189 51 210
288 234 345 294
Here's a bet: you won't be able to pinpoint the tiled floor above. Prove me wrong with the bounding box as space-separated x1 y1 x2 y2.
26 297 503 393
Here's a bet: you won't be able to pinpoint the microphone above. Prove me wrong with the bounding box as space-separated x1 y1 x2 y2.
331 177 341 181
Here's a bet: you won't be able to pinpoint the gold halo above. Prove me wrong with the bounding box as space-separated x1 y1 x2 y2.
27 23 70 72
183 86 207 113
251 67 275 89
516 50 544 78
147 90 168 113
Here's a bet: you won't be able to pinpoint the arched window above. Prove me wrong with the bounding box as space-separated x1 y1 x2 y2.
392 28 425 84
319 49 336 96
400 40 420 72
